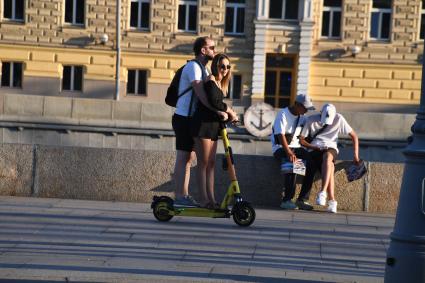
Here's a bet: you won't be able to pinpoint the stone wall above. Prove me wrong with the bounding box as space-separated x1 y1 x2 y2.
0 142 403 214
310 61 422 106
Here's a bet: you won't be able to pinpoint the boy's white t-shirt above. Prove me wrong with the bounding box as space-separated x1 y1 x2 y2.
175 61 209 117
271 107 306 154
301 113 353 153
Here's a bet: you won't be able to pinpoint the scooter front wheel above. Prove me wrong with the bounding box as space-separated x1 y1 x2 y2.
152 199 173 222
232 201 255 227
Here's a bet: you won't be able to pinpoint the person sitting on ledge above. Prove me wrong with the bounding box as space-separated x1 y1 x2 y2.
299 103 360 213
271 94 315 210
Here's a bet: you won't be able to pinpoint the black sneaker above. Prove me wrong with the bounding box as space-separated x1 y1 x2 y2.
295 200 313 211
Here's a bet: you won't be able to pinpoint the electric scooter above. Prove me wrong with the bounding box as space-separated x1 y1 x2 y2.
151 123 256 227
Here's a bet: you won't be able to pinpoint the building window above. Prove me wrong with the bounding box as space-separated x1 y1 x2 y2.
65 0 85 25
370 0 391 40
225 0 245 35
321 0 341 38
264 54 295 108
1 62 22 88
269 0 299 20
228 74 242 99
421 0 425 40
62 66 83 91
3 0 24 21
130 0 150 29
127 70 147 96
178 0 197 32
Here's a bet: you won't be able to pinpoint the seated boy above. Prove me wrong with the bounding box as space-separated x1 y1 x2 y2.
299 103 360 213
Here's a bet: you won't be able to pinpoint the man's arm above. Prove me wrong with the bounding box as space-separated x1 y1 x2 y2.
349 130 360 164
299 119 323 152
192 80 228 121
299 136 322 152
277 134 297 163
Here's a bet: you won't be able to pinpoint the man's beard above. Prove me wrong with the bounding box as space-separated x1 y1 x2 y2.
206 54 214 61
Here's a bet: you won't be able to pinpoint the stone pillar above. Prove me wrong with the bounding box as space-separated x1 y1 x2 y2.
296 0 314 96
256 0 268 19
251 22 267 103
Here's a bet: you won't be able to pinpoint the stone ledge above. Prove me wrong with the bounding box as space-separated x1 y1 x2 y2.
0 143 402 214
0 93 416 141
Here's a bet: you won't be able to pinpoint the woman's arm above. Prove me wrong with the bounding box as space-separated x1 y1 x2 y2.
205 80 227 111
193 80 227 121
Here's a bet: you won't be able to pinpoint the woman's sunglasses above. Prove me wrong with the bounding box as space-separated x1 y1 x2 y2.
220 64 231 70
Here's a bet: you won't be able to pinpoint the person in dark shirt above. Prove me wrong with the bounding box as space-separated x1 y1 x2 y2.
191 53 238 208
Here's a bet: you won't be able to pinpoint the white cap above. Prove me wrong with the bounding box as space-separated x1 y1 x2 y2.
295 94 315 110
321 103 336 125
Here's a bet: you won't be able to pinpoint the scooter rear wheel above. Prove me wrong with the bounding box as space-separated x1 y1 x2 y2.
232 201 255 227
153 200 173 222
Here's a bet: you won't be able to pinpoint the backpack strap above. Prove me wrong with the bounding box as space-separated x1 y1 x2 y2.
292 115 300 136
187 59 206 116
177 86 192 99
310 124 328 141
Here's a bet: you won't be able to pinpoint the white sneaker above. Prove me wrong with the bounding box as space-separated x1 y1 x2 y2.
316 191 327 206
327 200 337 213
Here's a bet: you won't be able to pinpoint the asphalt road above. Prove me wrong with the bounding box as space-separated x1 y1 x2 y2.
0 196 394 283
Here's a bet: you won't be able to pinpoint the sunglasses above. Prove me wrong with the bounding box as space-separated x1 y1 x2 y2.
220 64 231 70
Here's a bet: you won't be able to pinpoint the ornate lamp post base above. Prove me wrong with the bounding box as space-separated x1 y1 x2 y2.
384 47 425 282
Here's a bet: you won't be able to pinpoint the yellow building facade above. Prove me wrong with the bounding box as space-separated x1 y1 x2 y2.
253 0 423 112
0 0 423 113
310 0 423 112
0 0 255 105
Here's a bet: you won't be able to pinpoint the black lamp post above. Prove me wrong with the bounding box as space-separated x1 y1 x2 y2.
384 48 425 282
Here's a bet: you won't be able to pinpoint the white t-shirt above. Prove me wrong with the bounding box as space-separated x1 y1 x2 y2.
271 107 306 153
175 60 209 117
301 113 353 153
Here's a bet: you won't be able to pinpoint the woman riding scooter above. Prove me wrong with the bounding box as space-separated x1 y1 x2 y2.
191 53 239 209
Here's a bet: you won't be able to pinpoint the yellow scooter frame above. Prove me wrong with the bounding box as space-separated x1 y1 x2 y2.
151 124 255 227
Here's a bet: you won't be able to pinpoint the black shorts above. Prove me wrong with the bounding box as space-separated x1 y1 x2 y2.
310 148 338 165
273 147 309 162
172 114 194 152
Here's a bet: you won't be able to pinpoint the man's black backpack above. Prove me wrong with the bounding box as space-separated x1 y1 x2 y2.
165 60 202 107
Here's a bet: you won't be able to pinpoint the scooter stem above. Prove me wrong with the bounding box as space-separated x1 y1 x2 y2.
220 127 237 181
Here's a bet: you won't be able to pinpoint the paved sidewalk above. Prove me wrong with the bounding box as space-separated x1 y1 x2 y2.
0 196 394 283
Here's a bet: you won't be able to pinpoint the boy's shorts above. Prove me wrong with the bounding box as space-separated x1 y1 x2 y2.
273 147 309 162
311 148 338 164
172 114 194 152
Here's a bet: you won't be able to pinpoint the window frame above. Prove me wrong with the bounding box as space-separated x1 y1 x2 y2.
268 0 299 21
3 0 25 22
64 0 85 26
62 65 83 92
129 0 150 30
370 2 391 41
225 1 245 35
127 69 148 96
228 74 242 100
177 0 198 32
321 1 342 39
1 62 23 88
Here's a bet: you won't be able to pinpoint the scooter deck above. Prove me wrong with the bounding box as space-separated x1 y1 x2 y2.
171 207 230 218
